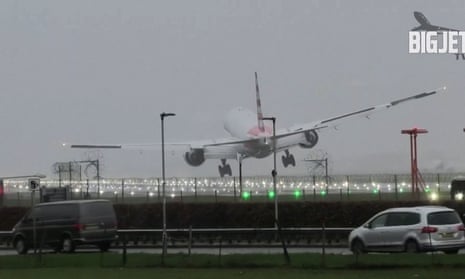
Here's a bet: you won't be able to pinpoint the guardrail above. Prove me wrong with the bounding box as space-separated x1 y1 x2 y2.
0 230 12 248
0 227 353 249
117 227 352 247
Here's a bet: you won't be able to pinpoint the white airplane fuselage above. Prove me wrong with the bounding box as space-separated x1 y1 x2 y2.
223 107 306 159
224 107 273 158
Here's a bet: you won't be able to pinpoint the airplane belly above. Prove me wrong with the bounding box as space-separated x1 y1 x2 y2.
204 145 240 160
244 141 272 158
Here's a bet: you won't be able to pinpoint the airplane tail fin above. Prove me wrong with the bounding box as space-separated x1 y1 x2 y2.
255 72 265 133
414 11 430 26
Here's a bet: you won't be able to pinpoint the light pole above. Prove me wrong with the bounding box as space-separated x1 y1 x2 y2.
263 117 278 228
160 112 175 264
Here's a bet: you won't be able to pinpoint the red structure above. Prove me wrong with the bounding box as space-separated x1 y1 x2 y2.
401 128 428 195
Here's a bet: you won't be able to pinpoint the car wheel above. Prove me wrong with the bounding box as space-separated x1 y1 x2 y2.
404 240 419 253
98 242 111 252
14 237 28 255
351 239 365 255
61 236 75 253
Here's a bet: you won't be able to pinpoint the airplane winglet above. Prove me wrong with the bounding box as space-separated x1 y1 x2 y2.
390 86 445 106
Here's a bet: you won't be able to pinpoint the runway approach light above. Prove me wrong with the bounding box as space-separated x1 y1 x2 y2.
293 190 302 199
268 191 275 199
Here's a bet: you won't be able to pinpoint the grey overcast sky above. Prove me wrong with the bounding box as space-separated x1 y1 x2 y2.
1 0 464 179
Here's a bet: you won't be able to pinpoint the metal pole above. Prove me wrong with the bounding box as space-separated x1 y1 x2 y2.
97 160 100 199
161 114 167 263
239 159 243 197
69 161 72 187
411 134 416 194
272 118 278 228
325 158 329 195
264 117 278 228
121 179 125 203
58 165 62 188
161 112 175 265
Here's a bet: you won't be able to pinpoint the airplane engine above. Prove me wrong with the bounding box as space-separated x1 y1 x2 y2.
299 130 319 149
184 149 205 166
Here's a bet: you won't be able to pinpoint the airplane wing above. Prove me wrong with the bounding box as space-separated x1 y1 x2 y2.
272 87 445 140
64 137 252 159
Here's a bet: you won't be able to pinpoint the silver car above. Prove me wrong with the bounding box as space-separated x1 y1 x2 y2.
349 206 465 254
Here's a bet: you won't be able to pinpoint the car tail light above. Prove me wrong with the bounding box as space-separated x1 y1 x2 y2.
458 224 465 231
421 226 438 233
74 223 85 231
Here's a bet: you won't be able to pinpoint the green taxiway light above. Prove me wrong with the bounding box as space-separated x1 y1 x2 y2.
268 191 275 199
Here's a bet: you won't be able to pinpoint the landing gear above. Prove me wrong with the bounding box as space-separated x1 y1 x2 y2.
281 150 296 168
218 159 232 177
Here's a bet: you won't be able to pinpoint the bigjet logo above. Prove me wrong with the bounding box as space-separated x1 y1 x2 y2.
409 11 465 60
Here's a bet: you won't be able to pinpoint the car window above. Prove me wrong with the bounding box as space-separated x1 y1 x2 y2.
81 202 115 217
428 211 461 225
369 214 388 228
38 204 78 219
386 212 420 226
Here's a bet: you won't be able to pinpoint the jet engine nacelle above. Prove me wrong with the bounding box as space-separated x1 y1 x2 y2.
299 130 319 149
184 149 205 166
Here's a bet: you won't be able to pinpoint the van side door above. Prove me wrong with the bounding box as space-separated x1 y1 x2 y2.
384 212 421 251
363 213 389 249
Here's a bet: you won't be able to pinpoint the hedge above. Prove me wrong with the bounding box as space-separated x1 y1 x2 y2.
1 200 465 231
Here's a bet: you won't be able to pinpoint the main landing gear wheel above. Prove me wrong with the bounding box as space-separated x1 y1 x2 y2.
218 159 232 177
281 150 296 168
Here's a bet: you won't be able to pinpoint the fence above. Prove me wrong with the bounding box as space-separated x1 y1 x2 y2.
0 173 461 206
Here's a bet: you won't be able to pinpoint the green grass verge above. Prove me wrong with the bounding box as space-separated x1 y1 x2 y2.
2 253 465 279
2 268 465 279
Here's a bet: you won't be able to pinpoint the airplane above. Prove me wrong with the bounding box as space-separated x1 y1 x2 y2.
66 73 445 177
411 11 465 60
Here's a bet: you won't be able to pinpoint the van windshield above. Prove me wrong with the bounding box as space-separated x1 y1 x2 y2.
81 202 115 217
